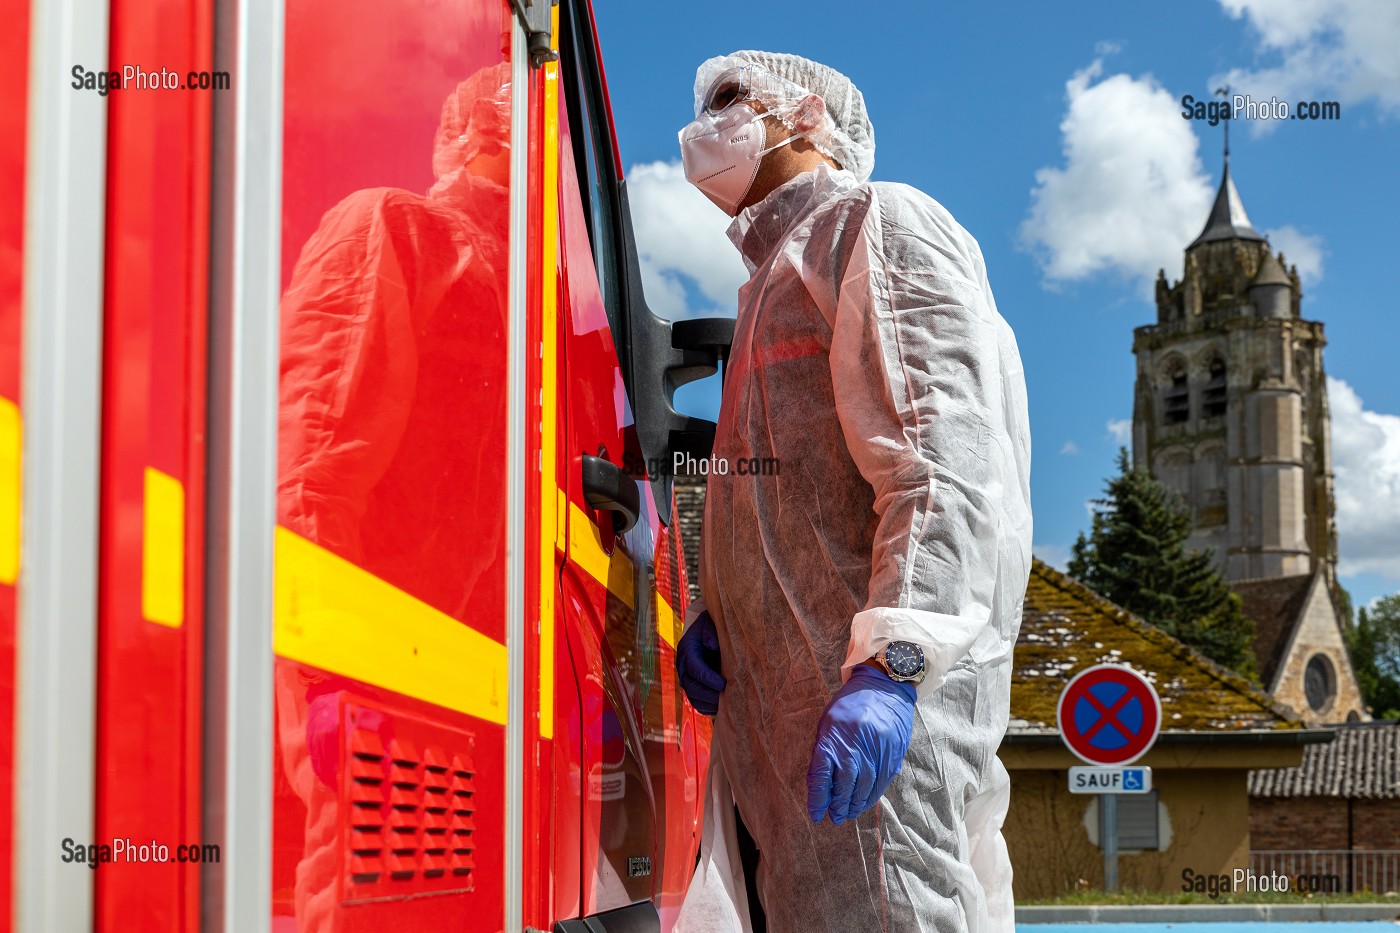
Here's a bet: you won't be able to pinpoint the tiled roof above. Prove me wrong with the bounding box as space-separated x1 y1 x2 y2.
1013 561 1299 731
1249 721 1400 799
673 475 706 604
1233 574 1314 686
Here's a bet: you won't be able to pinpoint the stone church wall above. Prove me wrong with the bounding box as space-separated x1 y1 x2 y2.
1271 578 1367 722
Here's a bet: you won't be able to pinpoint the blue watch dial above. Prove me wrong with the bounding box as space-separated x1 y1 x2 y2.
884 641 924 679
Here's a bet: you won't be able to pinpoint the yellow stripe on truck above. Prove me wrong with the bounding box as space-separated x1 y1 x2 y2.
273 526 508 725
565 502 680 648
0 397 18 586
568 502 635 608
539 25 561 740
655 594 679 649
141 467 185 627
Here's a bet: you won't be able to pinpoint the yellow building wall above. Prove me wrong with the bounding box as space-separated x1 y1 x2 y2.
1003 767 1253 901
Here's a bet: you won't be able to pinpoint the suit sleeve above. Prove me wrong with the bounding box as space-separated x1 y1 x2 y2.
825 187 1010 696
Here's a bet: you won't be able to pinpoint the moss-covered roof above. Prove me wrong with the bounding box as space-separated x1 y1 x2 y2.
1013 560 1299 732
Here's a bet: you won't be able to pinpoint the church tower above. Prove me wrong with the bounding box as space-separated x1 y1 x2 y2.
1132 158 1365 723
1131 157 1337 587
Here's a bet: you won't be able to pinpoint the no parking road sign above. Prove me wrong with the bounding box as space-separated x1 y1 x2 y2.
1057 664 1161 766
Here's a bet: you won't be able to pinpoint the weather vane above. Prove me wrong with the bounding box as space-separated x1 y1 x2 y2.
1214 84 1231 164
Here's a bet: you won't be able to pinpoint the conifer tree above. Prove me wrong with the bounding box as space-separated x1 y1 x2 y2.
1069 448 1257 678
1346 595 1400 719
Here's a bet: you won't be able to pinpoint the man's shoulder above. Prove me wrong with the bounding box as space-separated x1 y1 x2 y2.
864 180 944 212
866 181 969 233
847 181 984 268
810 179 935 229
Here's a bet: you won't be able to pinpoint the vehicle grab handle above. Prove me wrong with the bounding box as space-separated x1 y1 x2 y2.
581 454 640 533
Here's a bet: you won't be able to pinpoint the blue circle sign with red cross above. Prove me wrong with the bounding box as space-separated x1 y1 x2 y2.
1056 664 1162 766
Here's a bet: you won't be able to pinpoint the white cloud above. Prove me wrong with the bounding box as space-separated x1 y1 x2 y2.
1328 376 1400 580
1061 440 1081 455
1020 60 1215 288
1214 0 1400 129
1107 418 1133 445
1034 543 1072 571
1263 225 1325 285
626 160 749 320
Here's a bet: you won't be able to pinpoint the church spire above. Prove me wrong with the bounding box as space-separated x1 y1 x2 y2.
1189 157 1266 249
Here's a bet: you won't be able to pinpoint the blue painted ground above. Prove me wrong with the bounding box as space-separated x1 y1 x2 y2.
1024 918 1394 924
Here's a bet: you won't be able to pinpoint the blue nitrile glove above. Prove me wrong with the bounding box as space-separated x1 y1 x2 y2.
676 609 726 715
805 663 918 824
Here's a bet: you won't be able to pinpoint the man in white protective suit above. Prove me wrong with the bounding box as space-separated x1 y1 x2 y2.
671 51 1033 933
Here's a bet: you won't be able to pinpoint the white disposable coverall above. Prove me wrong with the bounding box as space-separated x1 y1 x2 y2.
677 162 1033 933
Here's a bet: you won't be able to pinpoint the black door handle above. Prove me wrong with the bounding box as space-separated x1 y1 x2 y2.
581 454 640 533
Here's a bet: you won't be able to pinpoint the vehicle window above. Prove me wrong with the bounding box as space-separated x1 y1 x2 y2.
559 1 624 347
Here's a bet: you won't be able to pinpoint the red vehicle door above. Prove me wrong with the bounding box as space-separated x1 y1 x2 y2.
272 0 515 929
550 3 709 929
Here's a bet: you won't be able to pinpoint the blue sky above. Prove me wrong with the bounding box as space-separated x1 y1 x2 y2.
593 0 1400 612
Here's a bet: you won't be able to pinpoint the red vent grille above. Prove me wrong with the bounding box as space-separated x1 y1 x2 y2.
339 699 477 903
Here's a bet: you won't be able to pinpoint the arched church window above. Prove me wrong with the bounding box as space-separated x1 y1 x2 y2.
1164 364 1189 424
1203 358 1227 418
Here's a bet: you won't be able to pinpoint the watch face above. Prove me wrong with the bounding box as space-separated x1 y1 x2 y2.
885 641 924 679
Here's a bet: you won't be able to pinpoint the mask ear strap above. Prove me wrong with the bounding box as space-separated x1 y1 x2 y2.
761 94 831 161
751 109 801 158
757 133 799 158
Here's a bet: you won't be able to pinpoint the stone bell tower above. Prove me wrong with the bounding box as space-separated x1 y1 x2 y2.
1130 157 1337 587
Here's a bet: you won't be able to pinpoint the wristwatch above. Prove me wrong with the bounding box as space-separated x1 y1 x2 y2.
875 640 927 685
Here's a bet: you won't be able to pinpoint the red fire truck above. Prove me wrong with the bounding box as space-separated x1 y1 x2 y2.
1 0 729 929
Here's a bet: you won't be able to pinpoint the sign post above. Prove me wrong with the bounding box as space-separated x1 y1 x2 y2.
1057 664 1162 893
1101 793 1118 891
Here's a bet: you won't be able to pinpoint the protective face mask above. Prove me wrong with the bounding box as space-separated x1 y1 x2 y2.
678 106 798 216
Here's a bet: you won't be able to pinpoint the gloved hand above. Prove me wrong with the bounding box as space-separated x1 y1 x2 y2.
805 663 918 824
676 609 726 715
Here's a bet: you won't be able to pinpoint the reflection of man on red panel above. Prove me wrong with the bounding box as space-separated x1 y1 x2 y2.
274 64 510 929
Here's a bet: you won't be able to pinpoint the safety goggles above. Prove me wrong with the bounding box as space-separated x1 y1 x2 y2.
701 66 760 115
